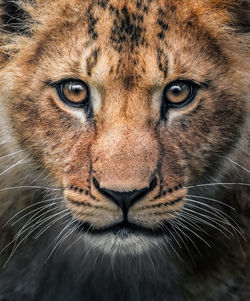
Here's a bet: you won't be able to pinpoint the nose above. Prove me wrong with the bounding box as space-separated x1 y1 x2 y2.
93 177 157 217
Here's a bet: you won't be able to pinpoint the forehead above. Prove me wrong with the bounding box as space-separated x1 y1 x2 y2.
31 0 225 86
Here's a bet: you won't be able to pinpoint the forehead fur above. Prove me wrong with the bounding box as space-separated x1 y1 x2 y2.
0 0 247 95
0 0 249 62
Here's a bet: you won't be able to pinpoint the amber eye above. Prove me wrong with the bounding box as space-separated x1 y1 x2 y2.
164 80 197 107
56 79 89 108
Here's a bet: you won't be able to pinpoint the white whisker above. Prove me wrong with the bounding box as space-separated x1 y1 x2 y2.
3 210 70 269
46 218 80 261
0 157 27 177
172 218 211 248
168 220 198 258
12 199 61 227
173 217 202 256
184 203 234 239
14 205 62 241
177 214 208 235
185 198 243 236
0 206 63 261
2 198 61 228
227 157 250 174
186 194 235 210
0 150 24 161
0 185 62 193
186 182 250 189
34 211 71 239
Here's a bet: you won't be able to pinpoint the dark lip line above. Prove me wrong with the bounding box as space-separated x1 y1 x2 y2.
72 198 184 237
76 220 171 237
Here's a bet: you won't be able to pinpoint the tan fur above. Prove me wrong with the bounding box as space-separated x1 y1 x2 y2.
0 0 249 270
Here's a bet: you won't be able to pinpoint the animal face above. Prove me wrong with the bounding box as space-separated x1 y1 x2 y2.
0 0 248 254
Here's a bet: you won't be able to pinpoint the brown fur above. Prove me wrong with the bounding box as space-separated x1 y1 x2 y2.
0 0 249 300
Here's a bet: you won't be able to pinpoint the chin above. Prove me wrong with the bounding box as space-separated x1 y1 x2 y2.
79 226 164 256
83 232 162 256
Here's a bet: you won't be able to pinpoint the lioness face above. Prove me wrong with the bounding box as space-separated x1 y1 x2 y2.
1 0 246 254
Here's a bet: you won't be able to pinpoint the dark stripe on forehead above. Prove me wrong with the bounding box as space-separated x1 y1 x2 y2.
97 0 110 9
157 47 168 78
109 5 146 53
157 19 168 40
87 4 99 40
86 48 100 76
123 75 135 90
136 0 152 12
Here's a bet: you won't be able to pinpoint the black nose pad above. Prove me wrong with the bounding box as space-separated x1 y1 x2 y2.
93 177 157 218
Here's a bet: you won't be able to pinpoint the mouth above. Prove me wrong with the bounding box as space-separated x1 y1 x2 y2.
76 220 171 238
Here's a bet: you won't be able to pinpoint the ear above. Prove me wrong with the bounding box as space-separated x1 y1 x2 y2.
228 0 250 33
0 0 31 35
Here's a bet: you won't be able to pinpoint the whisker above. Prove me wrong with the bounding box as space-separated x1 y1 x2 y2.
180 211 217 232
0 150 24 161
14 205 63 241
163 233 184 262
62 225 85 256
179 211 223 239
48 208 82 248
185 200 231 224
9 197 63 227
177 214 208 235
13 208 68 250
185 198 244 237
186 182 250 189
3 210 70 269
12 202 59 227
0 185 63 193
227 157 250 174
172 218 211 248
0 157 27 177
186 194 235 210
0 206 63 261
168 220 199 258
172 217 202 256
184 204 234 239
183 208 238 241
34 211 71 239
46 214 81 261
2 198 61 228
167 225 182 248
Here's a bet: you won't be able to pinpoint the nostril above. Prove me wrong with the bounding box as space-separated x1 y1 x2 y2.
92 177 157 218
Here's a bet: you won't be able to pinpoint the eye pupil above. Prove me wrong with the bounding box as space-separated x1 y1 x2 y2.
69 84 83 94
170 85 182 95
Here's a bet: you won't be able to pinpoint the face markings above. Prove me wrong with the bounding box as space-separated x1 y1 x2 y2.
123 75 135 90
157 47 168 78
97 0 110 9
139 197 183 211
157 9 169 40
86 48 100 76
161 183 183 197
109 5 147 52
135 0 152 13
87 4 99 40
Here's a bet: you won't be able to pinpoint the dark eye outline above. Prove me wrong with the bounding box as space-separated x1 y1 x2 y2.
53 79 90 108
163 80 198 109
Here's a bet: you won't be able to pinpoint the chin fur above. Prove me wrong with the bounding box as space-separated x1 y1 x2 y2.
81 232 163 256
